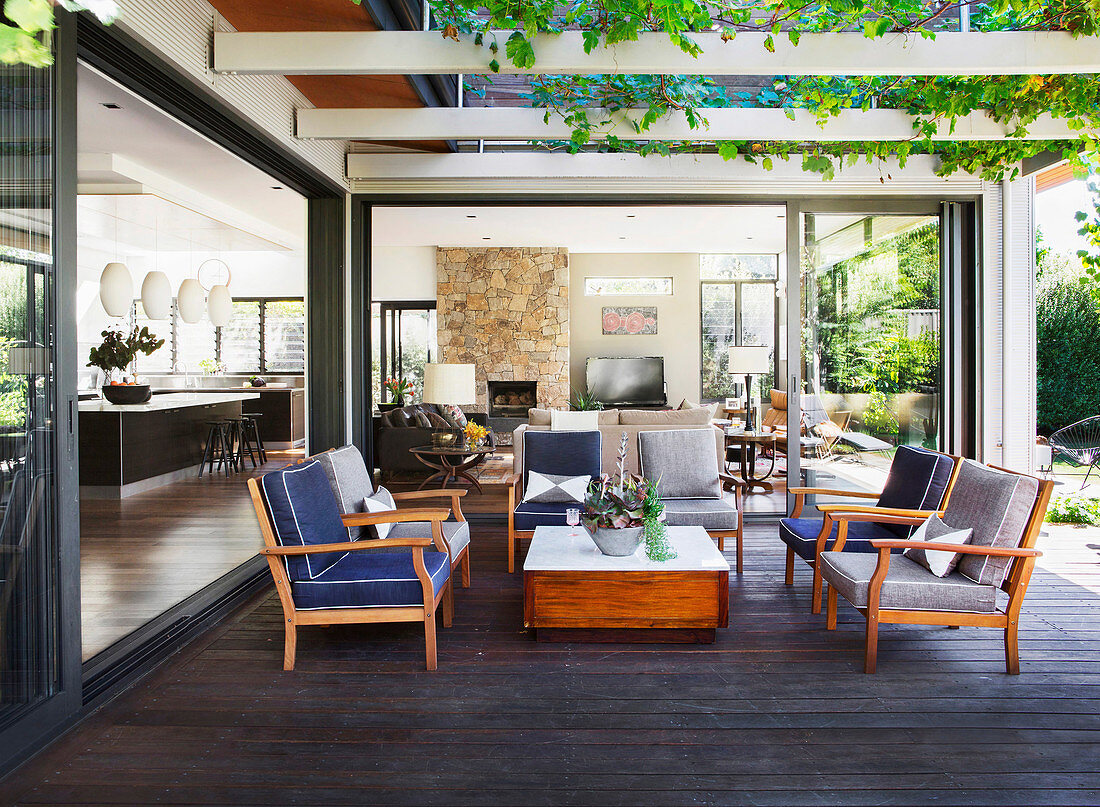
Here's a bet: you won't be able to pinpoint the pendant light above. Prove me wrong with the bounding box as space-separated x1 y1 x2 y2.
140 271 172 320
207 284 232 328
99 261 132 317
177 278 205 324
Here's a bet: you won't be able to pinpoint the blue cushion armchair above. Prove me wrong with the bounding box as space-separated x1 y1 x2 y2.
779 445 959 613
506 430 602 573
248 459 454 671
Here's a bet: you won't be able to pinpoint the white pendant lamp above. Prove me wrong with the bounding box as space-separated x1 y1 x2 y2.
176 278 205 324
207 284 233 328
99 262 133 317
140 270 173 320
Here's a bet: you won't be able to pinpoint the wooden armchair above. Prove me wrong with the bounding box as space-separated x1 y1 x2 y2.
820 461 1054 673
248 460 455 671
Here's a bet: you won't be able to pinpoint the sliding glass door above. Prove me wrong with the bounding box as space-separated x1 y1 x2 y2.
373 302 437 403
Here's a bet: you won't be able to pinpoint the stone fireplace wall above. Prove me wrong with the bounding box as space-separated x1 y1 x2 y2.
436 247 570 411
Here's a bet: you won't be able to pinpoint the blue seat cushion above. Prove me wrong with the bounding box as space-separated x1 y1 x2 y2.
290 549 451 610
779 517 898 562
260 460 350 581
877 446 956 537
513 500 575 532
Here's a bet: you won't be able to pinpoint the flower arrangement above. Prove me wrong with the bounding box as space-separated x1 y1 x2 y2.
464 420 489 447
87 326 164 384
384 376 416 404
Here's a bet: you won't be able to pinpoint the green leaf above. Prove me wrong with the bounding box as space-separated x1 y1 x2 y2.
763 35 775 53
5 0 53 34
488 58 500 73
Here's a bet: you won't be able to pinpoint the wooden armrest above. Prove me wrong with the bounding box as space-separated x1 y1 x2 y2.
788 487 880 499
871 540 1042 558
719 472 745 489
819 505 939 518
341 508 451 527
833 512 929 527
262 536 432 556
392 489 467 501
504 473 521 486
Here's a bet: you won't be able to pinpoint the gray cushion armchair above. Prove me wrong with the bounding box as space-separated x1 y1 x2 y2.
637 428 745 572
819 459 1054 674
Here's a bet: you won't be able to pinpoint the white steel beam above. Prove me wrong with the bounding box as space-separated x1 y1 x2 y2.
298 106 1083 142
215 30 1100 76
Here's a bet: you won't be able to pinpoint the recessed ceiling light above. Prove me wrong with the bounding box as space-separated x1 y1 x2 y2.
270 186 283 190
101 102 122 110
619 236 627 240
482 236 491 240
626 214 636 218
467 214 477 218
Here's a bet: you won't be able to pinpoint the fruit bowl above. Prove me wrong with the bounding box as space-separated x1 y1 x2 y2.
101 384 152 405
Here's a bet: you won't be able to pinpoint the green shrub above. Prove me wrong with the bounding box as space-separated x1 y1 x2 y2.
1037 281 1100 434
1044 494 1100 526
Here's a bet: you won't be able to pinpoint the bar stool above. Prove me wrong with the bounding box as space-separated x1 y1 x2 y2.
199 420 235 478
230 416 260 469
242 412 267 464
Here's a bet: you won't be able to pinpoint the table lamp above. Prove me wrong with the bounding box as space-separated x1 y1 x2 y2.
422 363 477 405
727 346 771 432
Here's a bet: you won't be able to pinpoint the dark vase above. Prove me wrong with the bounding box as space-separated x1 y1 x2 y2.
378 397 405 413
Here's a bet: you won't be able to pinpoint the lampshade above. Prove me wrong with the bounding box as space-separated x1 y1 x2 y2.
422 363 477 404
176 278 205 324
140 271 173 320
99 262 133 317
207 284 233 327
727 345 771 374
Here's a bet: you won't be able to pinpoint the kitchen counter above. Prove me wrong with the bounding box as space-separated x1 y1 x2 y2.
78 391 259 413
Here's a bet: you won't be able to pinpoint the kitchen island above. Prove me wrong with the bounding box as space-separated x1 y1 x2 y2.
79 392 259 498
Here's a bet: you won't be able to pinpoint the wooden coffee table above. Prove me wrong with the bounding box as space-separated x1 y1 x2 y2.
523 526 730 643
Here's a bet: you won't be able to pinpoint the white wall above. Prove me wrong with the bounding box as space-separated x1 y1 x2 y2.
569 253 702 406
371 246 437 301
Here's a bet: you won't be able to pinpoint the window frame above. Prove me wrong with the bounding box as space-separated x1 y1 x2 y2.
374 300 437 404
583 276 674 296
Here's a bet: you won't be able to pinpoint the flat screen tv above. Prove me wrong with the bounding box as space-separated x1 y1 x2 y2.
586 357 666 407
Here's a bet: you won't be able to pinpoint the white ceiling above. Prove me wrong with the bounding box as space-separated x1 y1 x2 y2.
371 205 788 253
77 64 306 246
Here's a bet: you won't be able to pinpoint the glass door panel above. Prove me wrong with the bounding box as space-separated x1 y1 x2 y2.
799 212 942 503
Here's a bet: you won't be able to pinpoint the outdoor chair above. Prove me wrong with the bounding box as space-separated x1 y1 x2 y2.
313 445 472 588
248 459 454 671
819 460 1054 674
803 393 892 459
1048 415 1100 489
780 445 960 613
506 429 602 573
638 428 746 572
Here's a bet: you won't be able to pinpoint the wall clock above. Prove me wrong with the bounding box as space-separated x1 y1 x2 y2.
197 258 231 291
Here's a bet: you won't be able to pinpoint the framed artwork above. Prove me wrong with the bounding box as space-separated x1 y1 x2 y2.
602 306 658 335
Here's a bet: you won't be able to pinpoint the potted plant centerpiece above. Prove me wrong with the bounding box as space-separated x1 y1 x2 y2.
87 326 165 405
579 432 651 556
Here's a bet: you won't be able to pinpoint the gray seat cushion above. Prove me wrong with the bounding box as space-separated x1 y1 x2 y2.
386 520 470 560
661 498 739 530
942 460 1039 586
638 428 722 499
314 446 375 538
819 551 997 614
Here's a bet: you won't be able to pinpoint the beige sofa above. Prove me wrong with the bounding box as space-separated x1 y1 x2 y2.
513 407 724 476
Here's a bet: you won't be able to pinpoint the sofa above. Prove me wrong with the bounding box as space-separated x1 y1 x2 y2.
375 404 490 479
512 407 724 477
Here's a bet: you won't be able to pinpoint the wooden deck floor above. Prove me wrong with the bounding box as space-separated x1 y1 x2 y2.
3 522 1099 805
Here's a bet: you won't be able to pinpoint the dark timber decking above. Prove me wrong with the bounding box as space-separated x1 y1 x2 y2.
2 522 1099 806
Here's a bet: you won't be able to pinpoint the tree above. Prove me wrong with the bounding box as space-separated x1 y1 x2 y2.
1036 280 1100 434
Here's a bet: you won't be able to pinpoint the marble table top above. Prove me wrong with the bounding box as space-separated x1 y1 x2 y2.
524 525 730 573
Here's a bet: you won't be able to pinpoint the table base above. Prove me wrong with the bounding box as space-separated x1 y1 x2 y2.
534 627 716 644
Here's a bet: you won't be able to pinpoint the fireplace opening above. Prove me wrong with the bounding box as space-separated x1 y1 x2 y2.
487 380 537 419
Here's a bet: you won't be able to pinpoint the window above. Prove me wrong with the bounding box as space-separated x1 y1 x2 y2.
584 276 673 296
371 302 437 404
700 256 779 402
220 301 261 373
263 299 306 373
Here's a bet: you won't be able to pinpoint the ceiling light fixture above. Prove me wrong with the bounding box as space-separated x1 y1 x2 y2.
482 237 491 240
270 186 283 190
100 102 122 110
467 214 477 218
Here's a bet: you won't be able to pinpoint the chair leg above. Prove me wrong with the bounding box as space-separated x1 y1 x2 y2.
864 614 879 674
424 605 438 671
461 551 471 588
508 522 515 574
717 533 724 552
442 581 454 628
1005 619 1020 674
784 546 795 585
736 528 743 575
283 620 297 671
811 566 824 615
826 586 838 630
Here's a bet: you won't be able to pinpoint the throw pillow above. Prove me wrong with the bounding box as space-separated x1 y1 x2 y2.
425 411 451 429
439 403 468 429
362 486 397 540
550 409 599 431
523 471 591 504
902 514 975 578
411 409 432 429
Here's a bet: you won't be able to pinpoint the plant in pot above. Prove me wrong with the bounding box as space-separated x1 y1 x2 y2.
380 376 416 412
87 326 165 405
578 432 661 557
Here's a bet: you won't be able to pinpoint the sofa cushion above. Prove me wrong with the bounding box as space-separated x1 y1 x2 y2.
877 446 957 537
314 446 375 538
522 430 602 489
290 549 451 610
387 520 470 559
620 408 712 426
902 514 974 578
259 460 350 581
944 460 1039 586
678 399 719 419
513 500 575 532
638 428 722 499
523 471 591 504
362 486 397 540
528 408 552 426
551 409 599 431
597 409 620 425
440 403 467 429
425 411 451 429
819 551 997 613
779 517 896 562
662 498 739 530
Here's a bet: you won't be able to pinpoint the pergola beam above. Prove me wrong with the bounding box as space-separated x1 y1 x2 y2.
214 30 1100 76
297 106 1083 142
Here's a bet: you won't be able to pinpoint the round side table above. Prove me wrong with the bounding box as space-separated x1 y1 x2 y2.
409 444 495 493
724 431 777 493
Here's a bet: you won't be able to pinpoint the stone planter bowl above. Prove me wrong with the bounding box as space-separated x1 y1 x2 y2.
587 525 644 557
101 384 152 405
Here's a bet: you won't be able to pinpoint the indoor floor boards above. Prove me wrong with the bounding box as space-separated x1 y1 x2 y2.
4 521 1098 805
